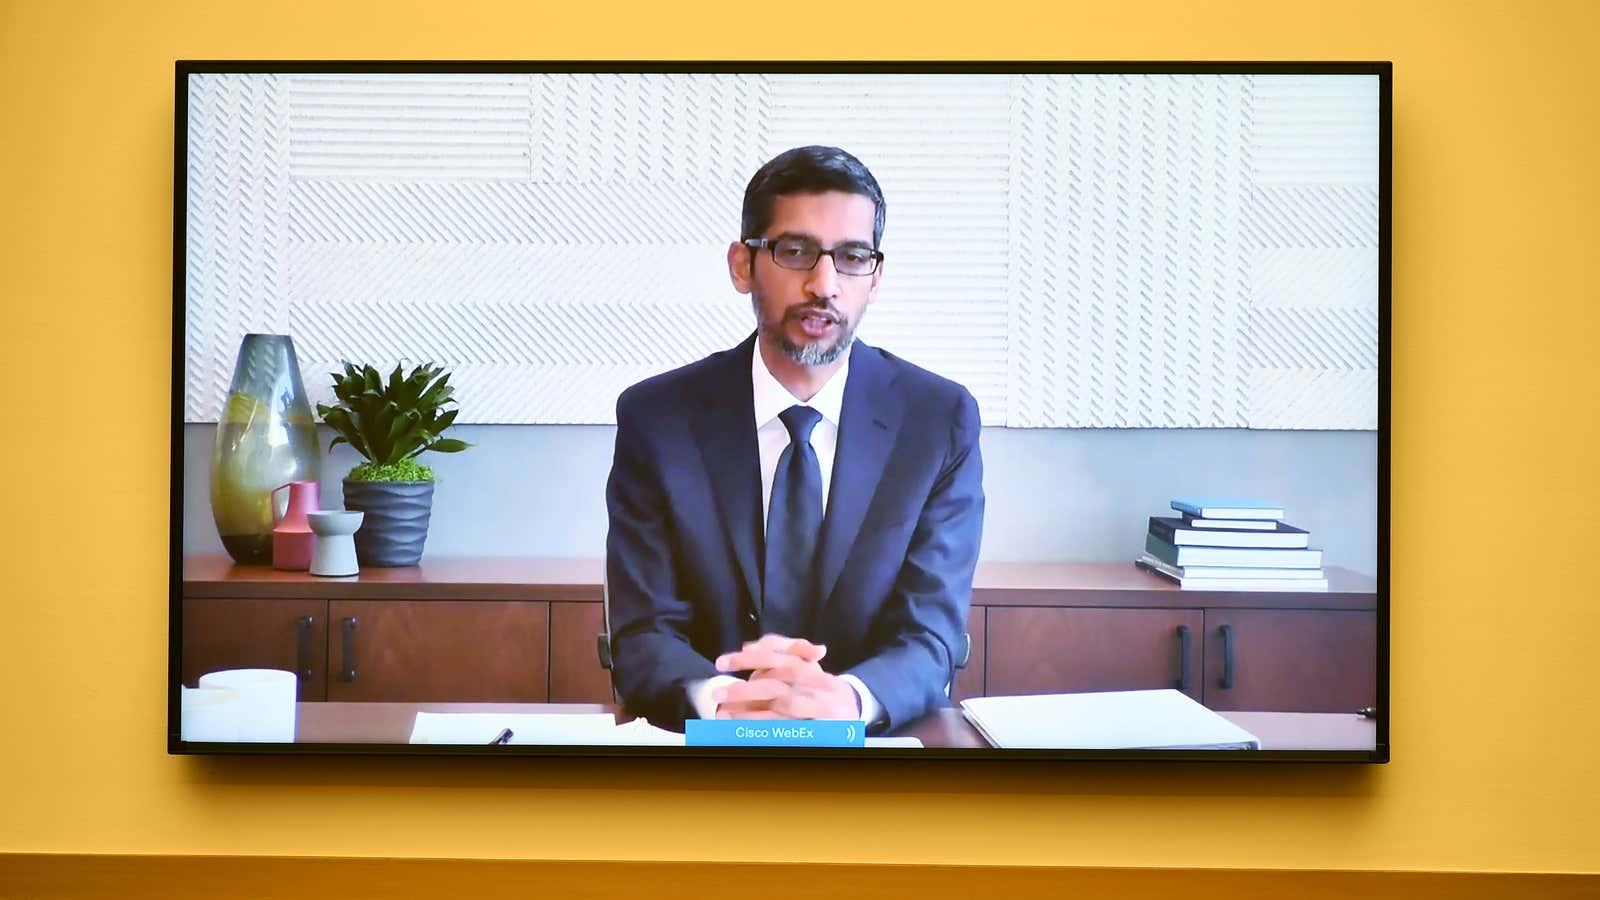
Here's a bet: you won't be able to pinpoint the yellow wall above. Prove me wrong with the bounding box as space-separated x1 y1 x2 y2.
4 0 1597 874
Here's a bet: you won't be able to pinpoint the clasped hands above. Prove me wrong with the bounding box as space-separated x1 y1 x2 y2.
711 634 861 720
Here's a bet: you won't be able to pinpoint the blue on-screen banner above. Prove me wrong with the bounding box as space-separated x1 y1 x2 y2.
686 719 867 748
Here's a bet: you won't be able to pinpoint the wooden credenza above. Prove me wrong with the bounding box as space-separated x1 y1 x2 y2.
966 565 1378 713
180 557 1378 713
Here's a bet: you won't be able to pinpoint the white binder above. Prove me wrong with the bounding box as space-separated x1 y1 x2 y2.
960 689 1261 750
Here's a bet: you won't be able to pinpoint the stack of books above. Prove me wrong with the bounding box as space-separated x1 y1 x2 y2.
1137 498 1328 591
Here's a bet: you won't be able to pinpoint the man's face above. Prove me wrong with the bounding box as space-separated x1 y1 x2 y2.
729 190 882 367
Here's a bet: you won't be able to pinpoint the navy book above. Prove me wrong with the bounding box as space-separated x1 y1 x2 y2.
1145 533 1324 569
1149 516 1310 549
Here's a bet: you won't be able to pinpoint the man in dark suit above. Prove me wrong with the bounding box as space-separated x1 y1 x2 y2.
605 146 984 732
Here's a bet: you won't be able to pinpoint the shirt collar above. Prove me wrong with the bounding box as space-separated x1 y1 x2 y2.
751 339 850 430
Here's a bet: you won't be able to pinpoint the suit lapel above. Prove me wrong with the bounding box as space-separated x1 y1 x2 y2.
689 333 765 611
814 343 901 618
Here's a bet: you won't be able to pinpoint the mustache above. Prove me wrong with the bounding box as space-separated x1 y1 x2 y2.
784 302 843 324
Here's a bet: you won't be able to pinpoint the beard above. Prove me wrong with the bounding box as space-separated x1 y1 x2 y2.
754 295 859 367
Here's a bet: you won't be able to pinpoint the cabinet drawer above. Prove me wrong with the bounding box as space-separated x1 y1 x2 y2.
325 600 549 702
986 607 1204 700
1202 609 1376 713
182 597 328 700
549 602 614 703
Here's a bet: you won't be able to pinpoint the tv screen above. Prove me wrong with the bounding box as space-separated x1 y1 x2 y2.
172 61 1389 760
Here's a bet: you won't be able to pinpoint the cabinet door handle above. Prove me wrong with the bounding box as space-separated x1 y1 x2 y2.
1174 625 1191 692
340 617 358 683
1218 624 1235 689
296 615 315 682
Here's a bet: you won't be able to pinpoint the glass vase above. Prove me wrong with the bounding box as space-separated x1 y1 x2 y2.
209 334 321 564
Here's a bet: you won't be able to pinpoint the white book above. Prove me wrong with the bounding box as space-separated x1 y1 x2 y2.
1176 577 1329 591
1184 517 1278 531
1171 498 1284 520
960 689 1261 750
1136 553 1329 590
1137 553 1325 580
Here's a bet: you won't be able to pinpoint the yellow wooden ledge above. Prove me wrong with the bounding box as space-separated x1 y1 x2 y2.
2 854 1595 900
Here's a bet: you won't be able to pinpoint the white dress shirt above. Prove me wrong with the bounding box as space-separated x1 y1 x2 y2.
687 344 884 726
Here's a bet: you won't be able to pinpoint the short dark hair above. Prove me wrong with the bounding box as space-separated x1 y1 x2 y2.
740 145 886 248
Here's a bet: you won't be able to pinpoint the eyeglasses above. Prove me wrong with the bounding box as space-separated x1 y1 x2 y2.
744 237 884 276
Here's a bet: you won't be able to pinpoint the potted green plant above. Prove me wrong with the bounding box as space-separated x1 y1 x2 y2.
316 361 470 567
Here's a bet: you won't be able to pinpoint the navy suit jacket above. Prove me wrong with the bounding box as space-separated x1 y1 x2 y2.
604 333 984 730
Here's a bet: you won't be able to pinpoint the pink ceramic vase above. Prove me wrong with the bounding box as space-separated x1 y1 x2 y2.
270 481 319 570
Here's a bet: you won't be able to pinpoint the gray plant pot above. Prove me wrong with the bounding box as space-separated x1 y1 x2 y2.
341 480 435 567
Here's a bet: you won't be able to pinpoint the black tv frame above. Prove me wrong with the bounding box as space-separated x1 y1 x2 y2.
169 59 1391 763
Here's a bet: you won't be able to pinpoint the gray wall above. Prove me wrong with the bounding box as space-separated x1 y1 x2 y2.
183 424 1379 577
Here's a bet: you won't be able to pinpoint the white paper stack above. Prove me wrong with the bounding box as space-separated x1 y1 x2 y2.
409 712 687 746
960 689 1260 750
864 736 924 749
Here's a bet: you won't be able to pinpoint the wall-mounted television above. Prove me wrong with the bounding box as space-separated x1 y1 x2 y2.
171 60 1389 761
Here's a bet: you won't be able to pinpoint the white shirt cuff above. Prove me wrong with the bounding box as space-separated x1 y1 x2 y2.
840 674 883 726
687 674 742 720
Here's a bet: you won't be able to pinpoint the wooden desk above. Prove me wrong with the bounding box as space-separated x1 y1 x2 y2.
294 703 1374 751
292 702 985 747
1216 711 1377 751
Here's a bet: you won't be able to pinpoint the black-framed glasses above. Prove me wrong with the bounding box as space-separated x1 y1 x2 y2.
744 237 884 276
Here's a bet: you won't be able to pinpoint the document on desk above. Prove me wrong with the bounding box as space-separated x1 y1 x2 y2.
409 713 687 746
865 736 924 748
960 689 1261 750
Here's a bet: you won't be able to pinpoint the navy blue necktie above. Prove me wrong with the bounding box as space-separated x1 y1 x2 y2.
762 405 824 637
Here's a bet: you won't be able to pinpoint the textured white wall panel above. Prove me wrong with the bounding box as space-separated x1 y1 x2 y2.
1249 75 1379 185
1007 74 1249 428
283 245 736 312
286 74 531 180
289 363 705 426
1005 76 1058 427
284 243 748 422
1240 75 1379 428
185 73 290 421
1252 248 1378 310
184 71 1380 429
1243 185 1380 247
530 73 770 189
286 178 740 244
1248 369 1379 429
1245 307 1379 369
